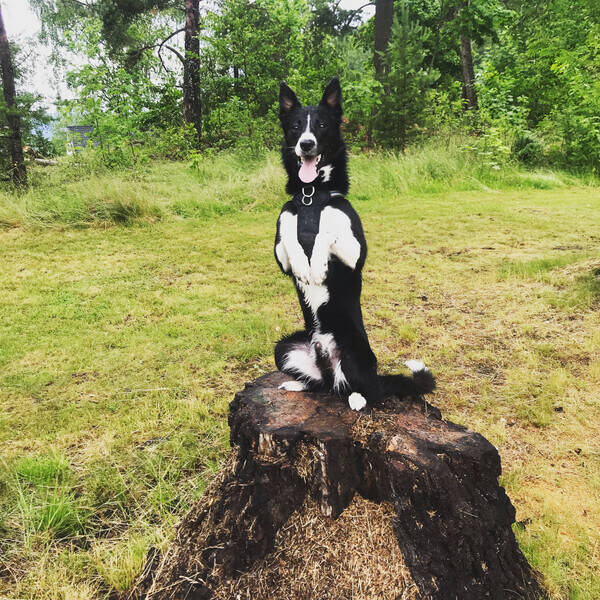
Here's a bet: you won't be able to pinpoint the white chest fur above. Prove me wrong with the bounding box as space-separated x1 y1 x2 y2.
296 279 329 324
276 205 361 321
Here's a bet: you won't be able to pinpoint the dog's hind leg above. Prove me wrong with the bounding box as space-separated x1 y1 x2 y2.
346 366 381 411
275 330 323 391
336 334 382 411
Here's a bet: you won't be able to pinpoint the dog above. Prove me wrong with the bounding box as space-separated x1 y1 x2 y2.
273 77 435 411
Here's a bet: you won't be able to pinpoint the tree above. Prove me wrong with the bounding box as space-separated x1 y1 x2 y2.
197 0 309 147
32 0 203 145
460 32 477 110
102 0 203 144
397 0 505 112
479 0 600 169
377 1 439 150
373 0 393 79
183 0 201 144
450 0 505 111
0 4 27 186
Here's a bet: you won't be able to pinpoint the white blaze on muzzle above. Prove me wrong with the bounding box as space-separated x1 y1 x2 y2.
295 115 316 156
295 115 320 183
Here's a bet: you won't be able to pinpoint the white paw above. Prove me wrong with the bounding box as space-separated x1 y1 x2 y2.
292 262 312 285
279 380 307 392
404 359 428 373
311 257 328 284
348 392 367 411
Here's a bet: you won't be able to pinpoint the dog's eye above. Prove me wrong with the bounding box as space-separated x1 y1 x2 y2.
318 121 327 128
292 123 301 130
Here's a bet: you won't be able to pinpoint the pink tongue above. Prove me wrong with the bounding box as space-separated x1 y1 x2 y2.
299 156 318 183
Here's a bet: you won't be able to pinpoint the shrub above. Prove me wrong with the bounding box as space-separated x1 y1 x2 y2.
512 131 545 166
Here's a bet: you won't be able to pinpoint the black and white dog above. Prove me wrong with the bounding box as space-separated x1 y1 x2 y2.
274 77 435 411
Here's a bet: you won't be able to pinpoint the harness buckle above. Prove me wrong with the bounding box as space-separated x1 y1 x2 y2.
301 185 315 206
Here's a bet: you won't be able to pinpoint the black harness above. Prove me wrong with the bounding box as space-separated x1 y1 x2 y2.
292 186 343 257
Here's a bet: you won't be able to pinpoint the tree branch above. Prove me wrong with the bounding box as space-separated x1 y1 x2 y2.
65 0 98 10
129 28 186 67
159 27 185 49
159 28 185 63
157 44 185 75
341 2 375 30
162 44 185 64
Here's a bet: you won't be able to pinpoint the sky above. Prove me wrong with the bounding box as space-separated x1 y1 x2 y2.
1 0 375 107
1 0 70 108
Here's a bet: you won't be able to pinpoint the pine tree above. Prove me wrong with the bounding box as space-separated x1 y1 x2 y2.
377 2 439 151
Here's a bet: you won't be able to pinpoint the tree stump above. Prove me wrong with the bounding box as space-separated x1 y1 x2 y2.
137 372 545 600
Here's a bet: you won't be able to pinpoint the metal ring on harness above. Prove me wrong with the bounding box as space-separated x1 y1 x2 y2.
301 185 315 206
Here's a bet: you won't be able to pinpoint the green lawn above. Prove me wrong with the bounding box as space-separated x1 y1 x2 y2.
1 153 599 599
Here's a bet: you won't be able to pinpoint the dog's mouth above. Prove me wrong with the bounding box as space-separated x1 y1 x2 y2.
298 153 321 183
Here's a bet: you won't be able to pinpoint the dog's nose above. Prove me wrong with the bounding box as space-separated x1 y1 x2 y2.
300 139 315 152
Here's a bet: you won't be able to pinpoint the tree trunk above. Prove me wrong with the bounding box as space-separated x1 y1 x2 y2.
183 0 201 146
135 372 546 600
374 0 394 79
460 35 478 111
0 6 26 187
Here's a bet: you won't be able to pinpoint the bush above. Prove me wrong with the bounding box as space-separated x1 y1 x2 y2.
142 125 198 161
512 131 545 166
554 109 600 172
201 97 279 153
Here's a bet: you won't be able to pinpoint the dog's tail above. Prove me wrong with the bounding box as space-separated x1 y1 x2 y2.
379 360 436 399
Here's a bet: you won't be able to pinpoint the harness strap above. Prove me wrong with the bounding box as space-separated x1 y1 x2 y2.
291 188 344 207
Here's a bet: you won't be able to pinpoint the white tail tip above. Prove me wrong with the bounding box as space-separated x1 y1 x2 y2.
404 359 428 373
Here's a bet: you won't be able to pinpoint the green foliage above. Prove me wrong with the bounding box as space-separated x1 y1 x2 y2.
56 20 184 153
1 144 595 229
478 0 600 171
20 0 599 173
512 131 544 166
445 0 509 43
202 0 308 115
334 36 382 147
202 97 280 152
377 3 439 149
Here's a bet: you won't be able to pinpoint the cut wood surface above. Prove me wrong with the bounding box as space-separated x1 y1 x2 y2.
138 371 546 600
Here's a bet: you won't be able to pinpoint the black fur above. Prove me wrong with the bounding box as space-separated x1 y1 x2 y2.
274 78 435 407
279 79 349 196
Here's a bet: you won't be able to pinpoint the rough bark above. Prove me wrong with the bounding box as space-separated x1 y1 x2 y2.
137 372 546 600
183 0 201 146
460 34 478 111
0 6 26 187
374 0 394 79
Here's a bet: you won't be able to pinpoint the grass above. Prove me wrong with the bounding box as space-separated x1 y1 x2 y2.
0 148 599 599
1 137 597 228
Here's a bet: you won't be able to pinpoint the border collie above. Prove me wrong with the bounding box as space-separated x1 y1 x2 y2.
274 77 435 411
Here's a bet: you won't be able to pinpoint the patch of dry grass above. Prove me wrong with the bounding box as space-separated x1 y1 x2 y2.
214 496 416 600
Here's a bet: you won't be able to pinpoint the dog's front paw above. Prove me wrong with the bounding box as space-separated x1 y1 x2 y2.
348 392 367 411
279 380 307 392
311 256 328 284
292 259 312 285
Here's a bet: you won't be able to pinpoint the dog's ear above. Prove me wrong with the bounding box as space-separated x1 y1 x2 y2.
279 82 301 117
320 77 342 114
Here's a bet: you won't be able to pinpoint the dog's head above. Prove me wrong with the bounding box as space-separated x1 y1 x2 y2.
279 78 347 192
